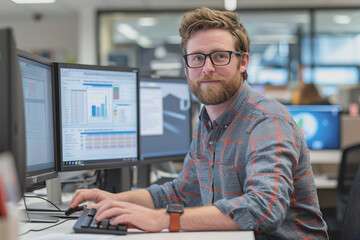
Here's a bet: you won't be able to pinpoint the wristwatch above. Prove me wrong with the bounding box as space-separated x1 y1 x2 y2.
166 204 184 232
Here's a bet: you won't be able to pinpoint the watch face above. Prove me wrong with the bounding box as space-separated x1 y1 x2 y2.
166 204 184 214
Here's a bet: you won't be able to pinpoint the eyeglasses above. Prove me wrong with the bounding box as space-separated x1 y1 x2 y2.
183 51 243 68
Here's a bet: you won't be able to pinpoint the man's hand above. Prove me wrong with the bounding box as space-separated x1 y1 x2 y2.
70 188 117 208
94 200 169 232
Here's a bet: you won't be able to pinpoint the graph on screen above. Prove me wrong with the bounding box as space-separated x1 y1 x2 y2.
60 67 138 165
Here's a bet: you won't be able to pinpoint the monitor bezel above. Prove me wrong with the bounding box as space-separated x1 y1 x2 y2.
16 49 58 185
138 75 192 165
0 28 27 200
56 62 140 172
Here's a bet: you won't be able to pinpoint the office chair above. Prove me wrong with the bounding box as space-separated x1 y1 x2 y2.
340 165 360 240
323 143 360 240
336 143 360 222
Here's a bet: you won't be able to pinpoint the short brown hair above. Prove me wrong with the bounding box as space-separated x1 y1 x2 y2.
179 7 250 79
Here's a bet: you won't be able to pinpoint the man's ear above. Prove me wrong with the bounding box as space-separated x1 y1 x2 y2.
183 59 189 76
240 52 250 73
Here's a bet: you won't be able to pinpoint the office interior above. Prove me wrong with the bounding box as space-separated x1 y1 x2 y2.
2 0 360 239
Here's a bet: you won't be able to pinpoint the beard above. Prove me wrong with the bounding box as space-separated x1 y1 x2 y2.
187 72 243 105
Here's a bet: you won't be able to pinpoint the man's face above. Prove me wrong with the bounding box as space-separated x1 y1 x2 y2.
184 29 249 105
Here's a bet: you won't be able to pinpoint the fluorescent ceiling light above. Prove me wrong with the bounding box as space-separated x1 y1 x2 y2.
224 0 237 11
333 15 351 24
137 17 157 27
117 24 139 40
137 36 153 48
11 0 56 3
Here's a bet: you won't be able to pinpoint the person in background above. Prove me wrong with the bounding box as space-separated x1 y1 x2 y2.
292 82 331 105
70 7 328 239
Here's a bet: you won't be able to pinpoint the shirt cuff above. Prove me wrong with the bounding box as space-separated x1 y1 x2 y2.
214 198 257 230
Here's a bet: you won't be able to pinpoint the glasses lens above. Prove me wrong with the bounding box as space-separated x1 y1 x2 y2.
211 51 230 66
187 54 205 68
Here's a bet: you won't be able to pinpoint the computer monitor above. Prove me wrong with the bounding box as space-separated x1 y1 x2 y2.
139 76 192 163
17 50 58 186
303 67 359 85
248 67 288 86
285 105 341 150
57 63 139 172
0 28 26 201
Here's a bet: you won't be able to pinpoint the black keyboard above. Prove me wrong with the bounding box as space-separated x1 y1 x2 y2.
73 208 127 235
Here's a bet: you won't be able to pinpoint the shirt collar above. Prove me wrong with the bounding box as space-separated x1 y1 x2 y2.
199 81 252 129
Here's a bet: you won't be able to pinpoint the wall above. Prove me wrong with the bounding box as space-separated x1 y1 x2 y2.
0 16 78 62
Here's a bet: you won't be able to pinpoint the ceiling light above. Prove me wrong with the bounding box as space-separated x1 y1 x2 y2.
333 15 351 24
224 0 237 11
116 24 139 40
137 18 157 27
11 0 56 4
137 36 153 48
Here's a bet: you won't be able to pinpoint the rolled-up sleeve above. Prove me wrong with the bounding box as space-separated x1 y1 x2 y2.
147 148 203 209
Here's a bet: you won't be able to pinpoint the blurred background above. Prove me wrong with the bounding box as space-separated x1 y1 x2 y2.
2 0 360 109
3 1 360 239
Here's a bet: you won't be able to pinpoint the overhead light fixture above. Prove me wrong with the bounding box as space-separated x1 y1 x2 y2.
11 0 56 4
117 24 139 40
224 0 237 11
333 15 351 25
137 36 153 48
137 17 157 27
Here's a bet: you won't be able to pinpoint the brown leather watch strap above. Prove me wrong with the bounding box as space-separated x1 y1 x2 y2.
169 212 180 232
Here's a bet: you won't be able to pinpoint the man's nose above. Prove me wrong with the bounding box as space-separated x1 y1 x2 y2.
202 56 215 74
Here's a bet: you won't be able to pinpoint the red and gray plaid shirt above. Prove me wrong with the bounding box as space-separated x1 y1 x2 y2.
148 81 328 239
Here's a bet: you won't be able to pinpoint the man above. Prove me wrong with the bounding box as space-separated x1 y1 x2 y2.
70 7 328 239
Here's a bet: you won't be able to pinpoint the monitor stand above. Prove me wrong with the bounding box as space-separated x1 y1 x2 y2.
102 167 132 193
19 208 60 223
24 178 70 212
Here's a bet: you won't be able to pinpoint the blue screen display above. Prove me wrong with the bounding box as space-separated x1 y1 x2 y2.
285 105 341 150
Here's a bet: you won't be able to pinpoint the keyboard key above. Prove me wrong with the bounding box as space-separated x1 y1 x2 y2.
99 219 109 229
88 208 97 216
108 225 117 230
117 224 127 231
90 218 99 228
81 216 93 228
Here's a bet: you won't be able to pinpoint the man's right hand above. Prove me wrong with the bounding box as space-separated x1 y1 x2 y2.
70 188 117 208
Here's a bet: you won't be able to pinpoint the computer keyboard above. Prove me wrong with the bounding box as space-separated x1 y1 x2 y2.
73 208 127 235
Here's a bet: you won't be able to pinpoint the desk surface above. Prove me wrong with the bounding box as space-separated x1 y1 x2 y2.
19 219 255 240
314 175 337 189
309 149 342 164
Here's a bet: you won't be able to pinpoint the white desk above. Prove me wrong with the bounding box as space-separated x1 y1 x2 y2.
314 175 337 189
309 150 342 164
19 219 255 240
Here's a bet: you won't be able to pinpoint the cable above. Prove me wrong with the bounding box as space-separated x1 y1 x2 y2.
24 195 64 212
18 219 71 236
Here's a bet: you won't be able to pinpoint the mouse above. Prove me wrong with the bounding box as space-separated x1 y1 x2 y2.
64 205 87 216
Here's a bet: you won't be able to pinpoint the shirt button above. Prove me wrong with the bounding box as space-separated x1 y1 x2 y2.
224 125 228 129
209 140 213 145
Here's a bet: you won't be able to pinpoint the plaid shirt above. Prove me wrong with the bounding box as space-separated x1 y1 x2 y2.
147 81 328 239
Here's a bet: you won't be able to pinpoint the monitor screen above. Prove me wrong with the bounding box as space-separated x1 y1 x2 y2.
58 63 139 171
285 105 341 150
303 67 358 85
140 76 192 162
17 50 57 185
248 67 288 86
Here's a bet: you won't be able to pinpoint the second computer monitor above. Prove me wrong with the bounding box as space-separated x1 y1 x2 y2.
285 105 341 150
140 76 192 163
17 50 58 185
57 63 139 171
